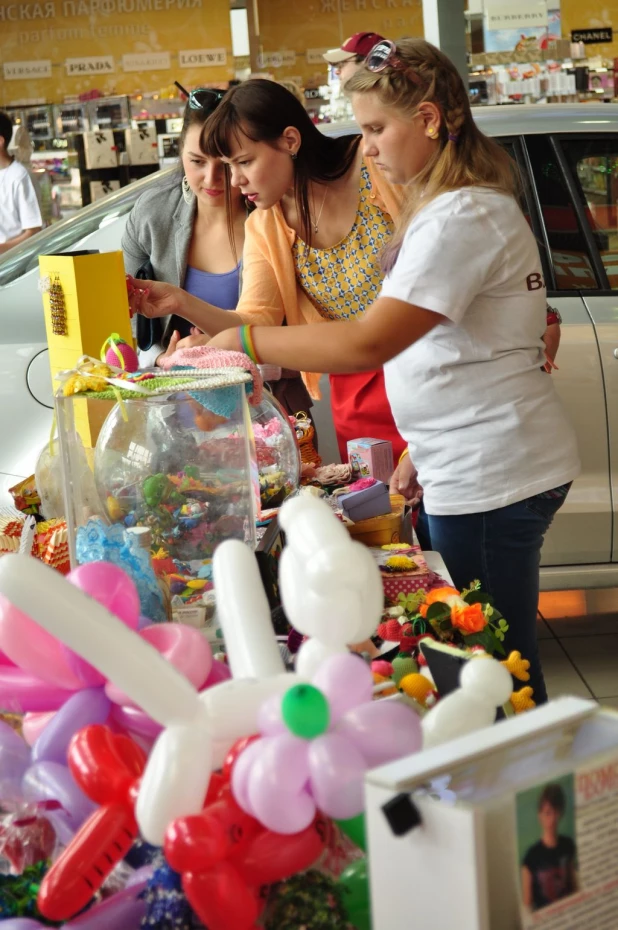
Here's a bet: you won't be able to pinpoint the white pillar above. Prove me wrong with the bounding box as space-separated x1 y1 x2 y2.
422 0 468 86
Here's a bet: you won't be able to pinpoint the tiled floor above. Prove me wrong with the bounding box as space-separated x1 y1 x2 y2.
537 590 618 705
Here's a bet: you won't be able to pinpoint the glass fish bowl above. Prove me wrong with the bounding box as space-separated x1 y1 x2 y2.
251 391 301 511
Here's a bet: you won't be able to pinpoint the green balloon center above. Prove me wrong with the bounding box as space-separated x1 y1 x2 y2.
281 684 330 739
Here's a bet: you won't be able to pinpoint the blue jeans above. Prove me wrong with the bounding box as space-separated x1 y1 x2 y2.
416 488 570 704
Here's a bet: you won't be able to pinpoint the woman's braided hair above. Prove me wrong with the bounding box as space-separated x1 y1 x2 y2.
346 37 520 270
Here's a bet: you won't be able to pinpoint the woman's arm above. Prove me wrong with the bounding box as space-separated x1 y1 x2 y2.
521 866 533 909
209 296 442 372
127 276 243 335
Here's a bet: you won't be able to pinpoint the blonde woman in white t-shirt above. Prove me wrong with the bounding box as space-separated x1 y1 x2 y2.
209 37 580 703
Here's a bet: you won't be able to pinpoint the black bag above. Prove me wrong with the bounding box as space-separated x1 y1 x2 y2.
134 259 164 352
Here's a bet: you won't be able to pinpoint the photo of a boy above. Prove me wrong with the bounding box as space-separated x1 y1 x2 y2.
521 783 578 912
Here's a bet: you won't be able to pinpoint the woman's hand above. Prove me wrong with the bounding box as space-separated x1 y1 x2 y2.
542 322 560 373
389 453 423 506
126 276 185 320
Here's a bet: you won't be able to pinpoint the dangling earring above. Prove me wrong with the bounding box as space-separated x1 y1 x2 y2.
181 175 193 204
290 151 298 160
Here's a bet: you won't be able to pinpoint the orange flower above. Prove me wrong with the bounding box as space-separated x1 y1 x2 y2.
419 586 461 618
450 602 486 634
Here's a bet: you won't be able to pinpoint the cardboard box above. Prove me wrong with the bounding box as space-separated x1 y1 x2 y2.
124 127 159 165
89 179 120 201
347 438 394 484
340 480 391 522
83 129 117 169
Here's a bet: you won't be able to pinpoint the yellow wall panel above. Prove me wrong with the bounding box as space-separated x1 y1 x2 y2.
561 0 618 60
0 0 232 103
256 0 423 84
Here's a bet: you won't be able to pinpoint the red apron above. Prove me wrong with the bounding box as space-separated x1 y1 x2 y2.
329 369 407 463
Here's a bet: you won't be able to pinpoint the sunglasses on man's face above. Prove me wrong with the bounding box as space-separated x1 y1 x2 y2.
365 39 425 88
175 81 226 113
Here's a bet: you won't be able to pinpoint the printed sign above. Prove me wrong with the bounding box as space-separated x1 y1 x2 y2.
122 51 170 71
515 755 618 928
179 47 227 67
257 49 296 69
65 55 115 75
571 27 613 44
486 3 547 30
3 59 52 80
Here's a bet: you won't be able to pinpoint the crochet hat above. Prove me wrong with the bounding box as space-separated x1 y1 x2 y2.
323 32 385 64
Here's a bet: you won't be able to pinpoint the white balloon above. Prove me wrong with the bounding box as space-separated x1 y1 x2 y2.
213 540 284 679
421 656 513 750
136 706 213 845
460 655 513 705
295 638 345 679
0 554 200 726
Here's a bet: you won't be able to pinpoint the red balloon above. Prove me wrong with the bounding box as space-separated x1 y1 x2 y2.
165 796 259 873
183 861 260 930
38 803 138 921
222 735 259 782
204 771 227 807
238 814 327 886
68 725 144 804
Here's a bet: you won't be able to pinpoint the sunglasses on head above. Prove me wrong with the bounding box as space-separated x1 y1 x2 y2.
175 81 226 112
365 39 425 88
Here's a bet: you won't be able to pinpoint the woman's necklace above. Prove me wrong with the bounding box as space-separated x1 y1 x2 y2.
311 184 328 234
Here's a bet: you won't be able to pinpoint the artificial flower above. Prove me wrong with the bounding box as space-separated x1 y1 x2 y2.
450 602 486 634
419 585 462 618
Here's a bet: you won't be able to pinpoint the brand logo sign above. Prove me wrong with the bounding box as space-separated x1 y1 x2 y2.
571 27 613 44
306 48 329 64
3 59 52 79
179 47 227 67
257 49 296 69
122 51 171 71
65 56 115 74
486 3 547 30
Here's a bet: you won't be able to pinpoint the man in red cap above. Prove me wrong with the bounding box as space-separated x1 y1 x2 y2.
323 31 385 86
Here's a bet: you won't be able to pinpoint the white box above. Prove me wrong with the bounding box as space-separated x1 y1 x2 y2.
83 129 118 169
366 697 618 929
124 127 159 165
89 179 120 201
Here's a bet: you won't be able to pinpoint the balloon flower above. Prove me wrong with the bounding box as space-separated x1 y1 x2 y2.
232 652 423 834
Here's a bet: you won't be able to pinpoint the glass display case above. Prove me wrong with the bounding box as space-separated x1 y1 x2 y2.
23 105 54 144
87 95 131 130
53 103 89 136
250 391 300 511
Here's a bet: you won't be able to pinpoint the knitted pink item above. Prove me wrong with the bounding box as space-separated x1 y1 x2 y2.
159 345 263 405
347 477 378 493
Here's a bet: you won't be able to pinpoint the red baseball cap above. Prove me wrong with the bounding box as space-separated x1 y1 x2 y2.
323 32 385 64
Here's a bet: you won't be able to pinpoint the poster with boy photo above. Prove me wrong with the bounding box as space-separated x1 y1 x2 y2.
516 755 618 928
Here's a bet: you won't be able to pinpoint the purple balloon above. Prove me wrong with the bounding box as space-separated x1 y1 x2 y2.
32 688 111 765
312 653 374 723
110 704 162 739
22 760 95 830
67 881 148 929
232 736 270 815
335 700 422 768
0 720 30 801
247 734 315 834
308 732 366 820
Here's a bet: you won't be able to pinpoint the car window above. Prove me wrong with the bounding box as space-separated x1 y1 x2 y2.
561 139 618 290
524 135 599 291
0 167 175 288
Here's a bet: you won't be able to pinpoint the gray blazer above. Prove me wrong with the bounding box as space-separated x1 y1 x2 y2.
122 172 196 366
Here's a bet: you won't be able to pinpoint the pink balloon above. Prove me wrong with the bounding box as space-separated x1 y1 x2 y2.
0 649 16 666
202 659 231 687
0 596 83 691
67 562 140 627
22 712 56 746
308 733 366 820
335 700 422 768
64 563 141 687
231 737 271 815
0 667 75 713
105 623 212 707
257 693 285 736
312 653 374 723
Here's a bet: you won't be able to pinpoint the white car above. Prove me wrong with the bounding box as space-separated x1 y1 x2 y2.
1 104 618 590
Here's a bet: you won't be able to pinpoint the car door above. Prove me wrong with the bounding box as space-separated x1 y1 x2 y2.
510 133 612 568
553 134 618 564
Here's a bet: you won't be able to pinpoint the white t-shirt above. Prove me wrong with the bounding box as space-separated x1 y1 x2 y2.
381 186 580 516
0 159 42 244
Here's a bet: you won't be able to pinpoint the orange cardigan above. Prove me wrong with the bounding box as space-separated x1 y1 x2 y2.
235 158 403 399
